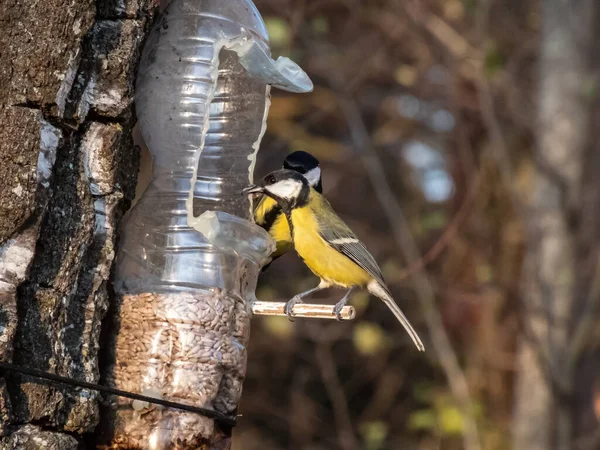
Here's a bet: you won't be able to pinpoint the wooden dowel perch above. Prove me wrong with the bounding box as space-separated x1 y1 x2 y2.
251 301 356 320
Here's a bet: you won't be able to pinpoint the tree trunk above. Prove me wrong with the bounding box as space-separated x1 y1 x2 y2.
513 1 600 449
0 0 158 447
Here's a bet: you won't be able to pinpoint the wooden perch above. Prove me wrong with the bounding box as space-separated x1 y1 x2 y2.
251 301 356 320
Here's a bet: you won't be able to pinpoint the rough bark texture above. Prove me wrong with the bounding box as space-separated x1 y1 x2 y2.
0 0 159 447
0 107 40 244
512 1 600 449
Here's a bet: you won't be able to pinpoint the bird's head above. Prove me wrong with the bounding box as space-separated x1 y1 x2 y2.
243 169 310 211
283 151 322 193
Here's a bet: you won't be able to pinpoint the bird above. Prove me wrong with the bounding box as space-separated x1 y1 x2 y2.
243 169 425 351
252 151 322 268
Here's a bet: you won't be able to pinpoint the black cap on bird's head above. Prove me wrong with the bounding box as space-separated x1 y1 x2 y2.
243 169 310 211
283 151 322 193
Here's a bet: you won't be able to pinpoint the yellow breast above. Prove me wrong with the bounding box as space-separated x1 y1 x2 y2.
254 195 293 257
290 203 371 288
269 214 293 257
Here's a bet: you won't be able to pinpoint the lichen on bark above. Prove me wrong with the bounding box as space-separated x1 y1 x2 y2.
0 0 159 447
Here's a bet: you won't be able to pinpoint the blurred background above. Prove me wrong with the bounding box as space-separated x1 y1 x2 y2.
136 0 600 449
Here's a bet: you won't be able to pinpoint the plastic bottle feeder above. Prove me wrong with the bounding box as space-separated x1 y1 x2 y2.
103 0 312 448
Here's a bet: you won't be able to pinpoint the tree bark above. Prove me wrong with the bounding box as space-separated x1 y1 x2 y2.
513 1 600 449
0 0 158 448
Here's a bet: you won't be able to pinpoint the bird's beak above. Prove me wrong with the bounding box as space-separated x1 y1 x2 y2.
242 184 265 195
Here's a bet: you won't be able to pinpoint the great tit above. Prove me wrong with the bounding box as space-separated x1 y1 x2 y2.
243 170 424 351
253 151 322 266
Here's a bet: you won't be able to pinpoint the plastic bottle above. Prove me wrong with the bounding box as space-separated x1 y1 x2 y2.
104 0 312 447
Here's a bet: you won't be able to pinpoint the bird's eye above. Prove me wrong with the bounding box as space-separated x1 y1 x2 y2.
267 176 276 184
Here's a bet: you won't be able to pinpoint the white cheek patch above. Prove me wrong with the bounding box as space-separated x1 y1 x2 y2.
304 166 321 187
267 179 303 199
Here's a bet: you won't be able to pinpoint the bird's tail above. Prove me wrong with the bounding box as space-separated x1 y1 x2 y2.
367 280 425 352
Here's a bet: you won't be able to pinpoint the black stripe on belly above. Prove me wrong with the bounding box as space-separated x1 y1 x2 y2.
262 204 283 233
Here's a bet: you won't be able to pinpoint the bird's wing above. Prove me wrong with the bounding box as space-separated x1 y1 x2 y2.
314 197 386 285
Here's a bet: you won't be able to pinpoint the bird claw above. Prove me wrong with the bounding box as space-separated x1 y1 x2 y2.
284 296 302 321
333 300 345 322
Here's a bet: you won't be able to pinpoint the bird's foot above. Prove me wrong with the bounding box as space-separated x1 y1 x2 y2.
333 298 348 322
284 296 303 320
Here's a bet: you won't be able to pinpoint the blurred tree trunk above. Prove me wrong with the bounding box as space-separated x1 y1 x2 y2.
513 1 600 449
0 0 157 448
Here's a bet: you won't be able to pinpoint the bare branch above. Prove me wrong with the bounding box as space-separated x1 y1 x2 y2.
336 94 483 450
398 174 479 281
314 342 359 450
